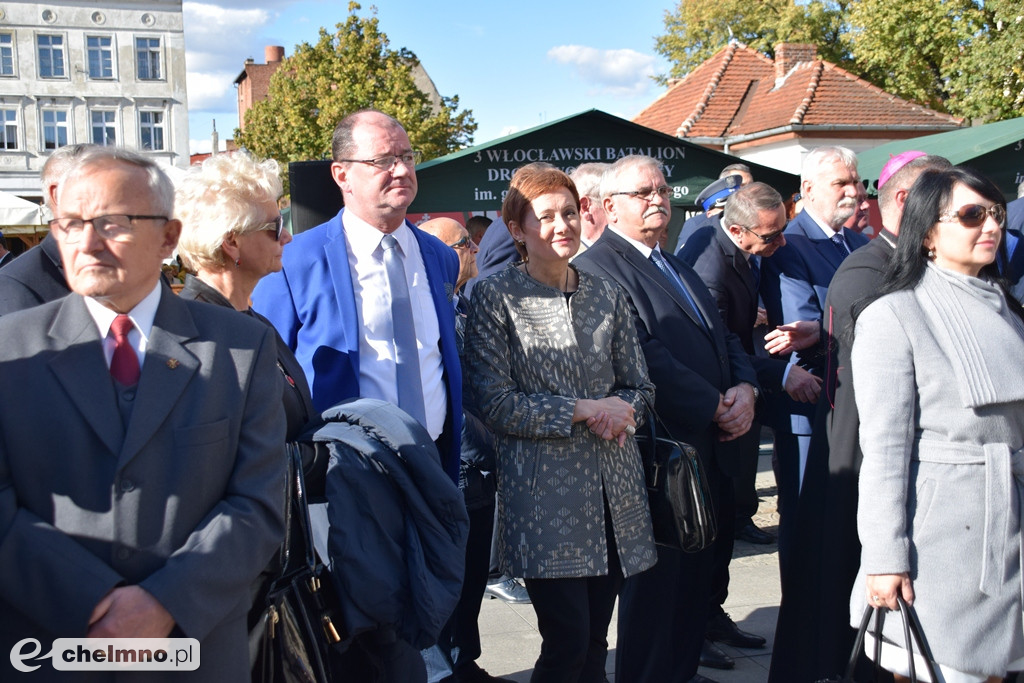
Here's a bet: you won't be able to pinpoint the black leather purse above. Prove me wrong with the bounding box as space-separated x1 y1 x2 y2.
633 409 717 552
817 595 938 683
252 444 343 683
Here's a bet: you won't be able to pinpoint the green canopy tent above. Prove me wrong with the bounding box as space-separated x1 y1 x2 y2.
857 117 1024 200
288 110 799 245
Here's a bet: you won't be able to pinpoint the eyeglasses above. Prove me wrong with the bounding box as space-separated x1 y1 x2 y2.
938 203 1005 228
258 214 286 240
447 234 472 249
739 224 786 244
610 186 672 201
337 150 422 171
49 214 168 243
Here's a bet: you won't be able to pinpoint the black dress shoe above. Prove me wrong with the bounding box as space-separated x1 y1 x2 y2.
699 639 734 670
706 611 767 649
735 521 775 544
689 673 721 682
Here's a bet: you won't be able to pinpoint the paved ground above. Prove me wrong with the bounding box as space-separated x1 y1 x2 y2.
474 446 781 682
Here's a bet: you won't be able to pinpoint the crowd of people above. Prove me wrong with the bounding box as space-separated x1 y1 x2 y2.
1 109 1023 683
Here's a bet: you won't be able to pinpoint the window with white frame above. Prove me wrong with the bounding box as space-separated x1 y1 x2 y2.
42 109 69 149
135 37 161 80
0 109 18 149
0 33 15 77
86 36 114 79
38 34 65 78
91 110 116 145
139 110 164 151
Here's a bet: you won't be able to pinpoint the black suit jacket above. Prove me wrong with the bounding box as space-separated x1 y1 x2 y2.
770 231 896 682
574 229 757 475
0 251 12 268
679 224 787 395
0 233 69 315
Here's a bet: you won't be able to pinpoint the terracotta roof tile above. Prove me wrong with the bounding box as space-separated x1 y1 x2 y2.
634 43 961 141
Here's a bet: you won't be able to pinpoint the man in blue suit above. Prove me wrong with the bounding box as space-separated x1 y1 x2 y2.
253 109 461 480
253 109 462 681
759 145 868 576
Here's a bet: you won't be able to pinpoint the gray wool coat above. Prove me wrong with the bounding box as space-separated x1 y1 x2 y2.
465 264 657 580
851 263 1024 676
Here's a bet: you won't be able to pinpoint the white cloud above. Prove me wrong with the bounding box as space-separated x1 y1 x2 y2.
182 3 277 113
547 45 657 97
185 70 239 112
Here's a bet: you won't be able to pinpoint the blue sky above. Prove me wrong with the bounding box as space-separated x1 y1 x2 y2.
183 0 674 155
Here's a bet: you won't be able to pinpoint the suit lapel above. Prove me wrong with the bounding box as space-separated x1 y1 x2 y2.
120 288 199 466
610 231 709 335
715 226 757 300
796 211 846 271
47 295 125 456
326 209 360 358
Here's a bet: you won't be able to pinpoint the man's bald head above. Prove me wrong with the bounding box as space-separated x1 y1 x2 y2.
419 217 478 291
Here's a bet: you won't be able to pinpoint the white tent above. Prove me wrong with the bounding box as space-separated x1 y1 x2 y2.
0 190 43 227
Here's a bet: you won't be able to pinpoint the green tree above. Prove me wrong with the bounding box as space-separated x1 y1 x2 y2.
653 0 1024 122
947 0 1024 120
848 0 983 112
235 3 476 189
653 0 852 85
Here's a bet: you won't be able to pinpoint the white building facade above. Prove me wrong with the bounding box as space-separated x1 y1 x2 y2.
0 1 188 199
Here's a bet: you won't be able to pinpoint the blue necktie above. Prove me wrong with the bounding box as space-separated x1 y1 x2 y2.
748 255 761 289
649 249 707 330
830 231 850 258
381 234 427 428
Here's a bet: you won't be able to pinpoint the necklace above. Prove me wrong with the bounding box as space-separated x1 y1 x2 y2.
524 261 570 292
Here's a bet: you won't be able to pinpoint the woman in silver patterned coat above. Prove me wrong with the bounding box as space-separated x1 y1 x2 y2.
465 163 656 683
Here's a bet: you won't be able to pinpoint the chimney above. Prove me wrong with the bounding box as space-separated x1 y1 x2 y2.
211 119 219 157
775 43 817 85
265 45 285 64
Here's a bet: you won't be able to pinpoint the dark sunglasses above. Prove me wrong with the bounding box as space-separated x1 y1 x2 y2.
447 235 471 249
938 203 1005 228
739 224 785 244
259 214 286 240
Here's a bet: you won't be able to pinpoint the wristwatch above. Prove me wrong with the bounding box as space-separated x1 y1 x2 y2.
742 382 760 402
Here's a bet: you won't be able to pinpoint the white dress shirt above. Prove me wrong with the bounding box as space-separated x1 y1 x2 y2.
83 281 162 372
343 212 446 439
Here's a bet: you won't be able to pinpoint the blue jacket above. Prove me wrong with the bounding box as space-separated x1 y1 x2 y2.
305 399 469 650
253 208 463 482
760 210 868 430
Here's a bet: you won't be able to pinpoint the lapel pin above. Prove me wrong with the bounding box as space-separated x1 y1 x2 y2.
166 359 180 369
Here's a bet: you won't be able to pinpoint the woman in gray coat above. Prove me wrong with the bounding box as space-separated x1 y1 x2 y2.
850 166 1024 682
465 163 656 683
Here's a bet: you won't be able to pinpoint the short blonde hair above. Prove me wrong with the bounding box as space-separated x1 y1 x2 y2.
175 151 282 272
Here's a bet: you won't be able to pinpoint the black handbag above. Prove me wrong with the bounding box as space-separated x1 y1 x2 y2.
252 443 343 683
817 596 939 683
633 408 717 552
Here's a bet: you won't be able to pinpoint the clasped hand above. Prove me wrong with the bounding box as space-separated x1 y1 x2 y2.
575 397 636 447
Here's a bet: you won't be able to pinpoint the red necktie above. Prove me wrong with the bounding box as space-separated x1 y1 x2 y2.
109 314 140 386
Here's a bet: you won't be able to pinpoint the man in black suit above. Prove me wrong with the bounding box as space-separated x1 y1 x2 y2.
575 155 758 683
680 182 822 665
767 153 951 682
0 144 92 314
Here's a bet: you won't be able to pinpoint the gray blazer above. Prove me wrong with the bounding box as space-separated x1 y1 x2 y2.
466 265 657 580
0 288 287 681
851 264 1024 675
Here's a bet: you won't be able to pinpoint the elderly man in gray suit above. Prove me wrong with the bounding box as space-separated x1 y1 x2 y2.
0 147 286 681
